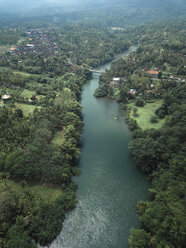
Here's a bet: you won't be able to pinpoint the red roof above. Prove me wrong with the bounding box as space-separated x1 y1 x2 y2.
146 70 159 75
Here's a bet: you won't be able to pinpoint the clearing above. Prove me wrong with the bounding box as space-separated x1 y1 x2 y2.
21 89 36 98
52 128 65 145
14 103 41 116
0 179 62 203
129 100 166 130
14 71 33 77
21 89 44 100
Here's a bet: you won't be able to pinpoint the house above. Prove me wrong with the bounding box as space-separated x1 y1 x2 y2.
9 47 17 53
146 70 159 78
26 44 35 48
129 89 137 95
112 77 120 82
29 96 37 103
110 77 121 87
2 94 11 103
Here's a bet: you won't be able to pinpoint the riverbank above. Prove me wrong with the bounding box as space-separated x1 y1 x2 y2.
45 47 149 248
93 26 186 247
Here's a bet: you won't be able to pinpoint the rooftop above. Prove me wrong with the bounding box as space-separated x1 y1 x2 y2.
146 70 159 75
10 47 17 51
2 94 11 100
113 77 120 81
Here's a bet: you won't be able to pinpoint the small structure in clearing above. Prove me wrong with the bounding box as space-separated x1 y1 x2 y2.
110 77 121 87
129 89 137 95
2 94 11 103
29 96 37 103
26 44 35 48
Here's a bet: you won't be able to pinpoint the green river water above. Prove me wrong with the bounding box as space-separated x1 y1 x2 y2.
48 48 149 248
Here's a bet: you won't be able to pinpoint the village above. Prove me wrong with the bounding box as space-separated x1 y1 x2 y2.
9 27 58 59
5 27 79 74
109 68 185 98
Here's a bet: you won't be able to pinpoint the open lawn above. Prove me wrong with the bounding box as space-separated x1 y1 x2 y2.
0 180 63 203
15 103 41 116
17 37 27 45
21 89 36 98
0 37 27 55
21 89 44 100
13 71 33 77
129 100 166 130
52 129 65 145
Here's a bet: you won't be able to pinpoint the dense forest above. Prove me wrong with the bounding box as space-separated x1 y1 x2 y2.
0 16 130 247
0 22 95 247
0 2 185 247
95 19 186 248
0 66 92 247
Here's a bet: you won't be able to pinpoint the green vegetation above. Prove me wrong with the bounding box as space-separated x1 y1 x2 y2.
0 45 10 55
0 6 185 248
128 101 165 130
96 18 186 248
0 179 62 203
13 71 33 77
21 89 36 98
52 130 65 145
0 22 93 246
14 103 40 116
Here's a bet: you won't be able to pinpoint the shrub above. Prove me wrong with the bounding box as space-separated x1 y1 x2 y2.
135 98 144 107
150 115 159 123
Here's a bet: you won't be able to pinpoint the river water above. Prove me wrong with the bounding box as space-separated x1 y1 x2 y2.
47 47 149 248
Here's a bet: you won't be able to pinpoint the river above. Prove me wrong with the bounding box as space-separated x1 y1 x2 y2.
47 47 149 248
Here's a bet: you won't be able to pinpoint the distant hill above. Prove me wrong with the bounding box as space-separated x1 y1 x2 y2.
0 0 186 13
0 0 185 27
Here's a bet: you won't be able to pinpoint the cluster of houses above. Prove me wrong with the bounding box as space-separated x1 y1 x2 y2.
110 77 137 95
7 27 82 74
145 69 184 82
9 28 58 60
109 66 185 98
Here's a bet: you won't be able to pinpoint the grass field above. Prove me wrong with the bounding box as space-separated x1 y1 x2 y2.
129 100 166 130
0 37 27 55
0 179 63 203
52 130 65 145
21 89 36 98
21 89 44 101
13 71 34 77
17 37 27 45
15 103 41 116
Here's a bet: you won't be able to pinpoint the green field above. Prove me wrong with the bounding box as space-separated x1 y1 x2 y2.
0 180 62 203
52 130 65 145
15 103 41 116
0 37 27 55
21 89 36 98
14 71 31 77
17 37 27 45
21 89 44 100
129 100 166 130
